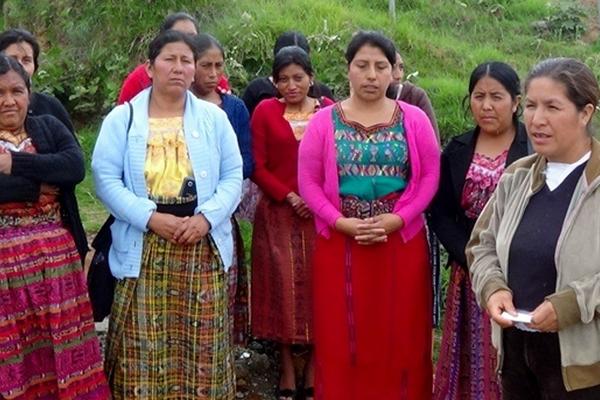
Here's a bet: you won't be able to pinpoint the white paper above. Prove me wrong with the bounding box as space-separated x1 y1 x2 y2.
500 310 532 323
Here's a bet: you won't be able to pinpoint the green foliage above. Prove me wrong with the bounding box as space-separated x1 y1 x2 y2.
542 2 587 41
3 0 226 120
75 126 107 233
4 0 597 137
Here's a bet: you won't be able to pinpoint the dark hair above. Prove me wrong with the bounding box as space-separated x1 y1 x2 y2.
0 54 31 92
464 61 522 124
525 58 599 135
195 33 224 59
148 30 198 64
525 57 599 112
345 31 396 66
159 12 199 34
273 31 310 57
272 45 313 83
0 28 40 73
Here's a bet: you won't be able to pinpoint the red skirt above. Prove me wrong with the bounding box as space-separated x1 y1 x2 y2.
313 230 432 400
251 195 315 343
0 200 110 399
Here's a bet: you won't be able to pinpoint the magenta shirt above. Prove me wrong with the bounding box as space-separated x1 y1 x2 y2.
298 100 440 241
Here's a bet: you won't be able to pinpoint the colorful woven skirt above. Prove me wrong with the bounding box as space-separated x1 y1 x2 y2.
313 230 432 400
250 195 315 344
0 200 110 399
104 232 235 400
433 263 501 400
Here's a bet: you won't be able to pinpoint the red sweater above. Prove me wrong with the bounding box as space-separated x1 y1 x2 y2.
251 97 334 201
117 64 230 104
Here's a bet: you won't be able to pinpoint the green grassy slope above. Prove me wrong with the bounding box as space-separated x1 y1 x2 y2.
4 0 598 230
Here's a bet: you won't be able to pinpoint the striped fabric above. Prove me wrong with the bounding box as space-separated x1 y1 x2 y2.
0 199 110 399
104 232 235 400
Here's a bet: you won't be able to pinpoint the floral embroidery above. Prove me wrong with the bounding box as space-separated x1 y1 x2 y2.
461 151 508 219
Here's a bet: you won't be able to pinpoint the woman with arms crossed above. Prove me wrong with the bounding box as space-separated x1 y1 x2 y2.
0 55 109 399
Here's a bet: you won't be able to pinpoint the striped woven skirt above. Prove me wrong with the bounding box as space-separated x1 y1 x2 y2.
0 200 110 399
104 232 235 400
433 263 501 400
250 195 315 344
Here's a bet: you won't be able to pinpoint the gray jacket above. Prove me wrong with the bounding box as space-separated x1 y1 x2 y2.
467 139 600 391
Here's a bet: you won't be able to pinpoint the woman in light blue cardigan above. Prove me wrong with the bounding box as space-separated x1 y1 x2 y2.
92 30 242 399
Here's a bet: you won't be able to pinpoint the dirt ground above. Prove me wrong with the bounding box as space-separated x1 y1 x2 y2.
95 319 310 400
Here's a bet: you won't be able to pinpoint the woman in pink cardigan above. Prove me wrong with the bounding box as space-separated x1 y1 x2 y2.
298 31 440 400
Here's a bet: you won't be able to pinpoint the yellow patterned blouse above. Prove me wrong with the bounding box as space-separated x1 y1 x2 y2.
144 117 193 198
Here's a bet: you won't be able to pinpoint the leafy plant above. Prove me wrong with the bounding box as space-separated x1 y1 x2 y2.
539 2 586 41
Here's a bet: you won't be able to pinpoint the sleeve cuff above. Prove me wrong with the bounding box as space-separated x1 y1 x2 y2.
134 202 156 232
481 278 511 308
546 288 581 330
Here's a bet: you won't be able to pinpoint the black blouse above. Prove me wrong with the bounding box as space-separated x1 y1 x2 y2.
0 115 87 262
430 122 530 267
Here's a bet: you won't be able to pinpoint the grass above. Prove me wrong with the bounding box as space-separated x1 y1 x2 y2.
4 0 596 139
57 0 597 233
75 125 107 234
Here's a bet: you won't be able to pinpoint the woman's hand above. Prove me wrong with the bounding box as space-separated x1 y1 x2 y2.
486 290 516 328
286 192 312 218
172 214 211 245
147 212 188 243
528 301 558 332
355 217 388 245
355 214 403 245
372 213 404 234
334 216 397 245
334 217 363 237
0 153 12 174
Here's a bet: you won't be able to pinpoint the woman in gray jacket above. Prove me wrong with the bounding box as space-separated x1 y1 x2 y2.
467 58 600 399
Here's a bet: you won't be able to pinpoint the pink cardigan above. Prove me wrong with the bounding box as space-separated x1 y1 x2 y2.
298 101 440 241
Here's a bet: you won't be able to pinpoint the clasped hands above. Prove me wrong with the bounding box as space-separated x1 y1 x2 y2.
335 213 404 245
286 192 312 218
148 212 210 245
486 289 559 332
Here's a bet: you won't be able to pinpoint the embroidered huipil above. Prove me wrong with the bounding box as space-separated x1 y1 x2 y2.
334 104 408 202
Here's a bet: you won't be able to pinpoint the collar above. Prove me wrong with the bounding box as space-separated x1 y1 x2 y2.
531 138 600 192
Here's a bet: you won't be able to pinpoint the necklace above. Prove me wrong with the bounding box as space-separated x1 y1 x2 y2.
0 129 28 147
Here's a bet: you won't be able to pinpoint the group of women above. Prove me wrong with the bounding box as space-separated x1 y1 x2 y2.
0 9 599 400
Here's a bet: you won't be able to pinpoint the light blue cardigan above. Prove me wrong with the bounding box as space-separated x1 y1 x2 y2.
92 88 242 278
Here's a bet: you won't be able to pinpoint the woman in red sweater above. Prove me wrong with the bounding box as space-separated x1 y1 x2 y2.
250 45 333 400
117 12 229 104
